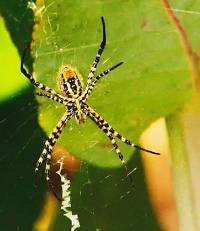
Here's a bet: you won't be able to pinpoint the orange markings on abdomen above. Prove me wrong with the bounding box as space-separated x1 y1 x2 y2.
63 69 76 79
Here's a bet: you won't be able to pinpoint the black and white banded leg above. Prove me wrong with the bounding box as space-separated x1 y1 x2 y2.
85 107 134 185
35 111 72 181
36 92 69 106
106 134 134 186
84 16 106 93
86 106 160 155
112 130 160 155
21 47 66 101
82 62 123 101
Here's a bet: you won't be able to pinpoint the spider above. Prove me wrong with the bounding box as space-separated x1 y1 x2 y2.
21 17 159 185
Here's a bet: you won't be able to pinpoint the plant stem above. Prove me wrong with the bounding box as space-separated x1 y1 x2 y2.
162 1 200 230
166 107 199 231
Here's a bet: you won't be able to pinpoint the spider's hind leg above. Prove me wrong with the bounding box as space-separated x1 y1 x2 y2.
87 106 159 155
35 111 72 181
107 134 134 186
85 106 134 186
35 147 47 174
35 140 53 181
112 131 160 155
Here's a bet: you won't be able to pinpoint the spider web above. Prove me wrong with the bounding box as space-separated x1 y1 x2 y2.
1 0 199 230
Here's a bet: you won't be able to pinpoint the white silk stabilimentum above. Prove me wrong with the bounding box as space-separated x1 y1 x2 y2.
57 158 80 231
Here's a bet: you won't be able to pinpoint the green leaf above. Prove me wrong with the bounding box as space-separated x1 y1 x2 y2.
34 0 190 168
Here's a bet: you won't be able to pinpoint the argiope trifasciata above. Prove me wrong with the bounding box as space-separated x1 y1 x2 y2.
21 17 159 185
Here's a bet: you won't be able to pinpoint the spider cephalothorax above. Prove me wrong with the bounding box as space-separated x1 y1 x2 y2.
21 17 159 185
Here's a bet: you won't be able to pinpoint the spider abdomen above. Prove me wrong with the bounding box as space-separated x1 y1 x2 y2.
59 65 83 98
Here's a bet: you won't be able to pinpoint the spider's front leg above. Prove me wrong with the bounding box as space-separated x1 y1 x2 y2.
84 17 106 94
36 92 69 106
85 105 159 155
82 62 123 102
35 111 72 181
21 47 66 101
81 17 124 102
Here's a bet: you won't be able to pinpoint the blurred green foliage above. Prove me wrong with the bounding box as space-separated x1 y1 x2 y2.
0 18 28 101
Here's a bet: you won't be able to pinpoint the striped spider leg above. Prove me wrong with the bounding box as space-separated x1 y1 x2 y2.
21 47 69 103
36 111 72 181
83 105 159 186
21 16 159 184
83 105 134 185
35 92 69 106
81 16 106 102
21 49 72 181
86 17 106 87
81 61 124 102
